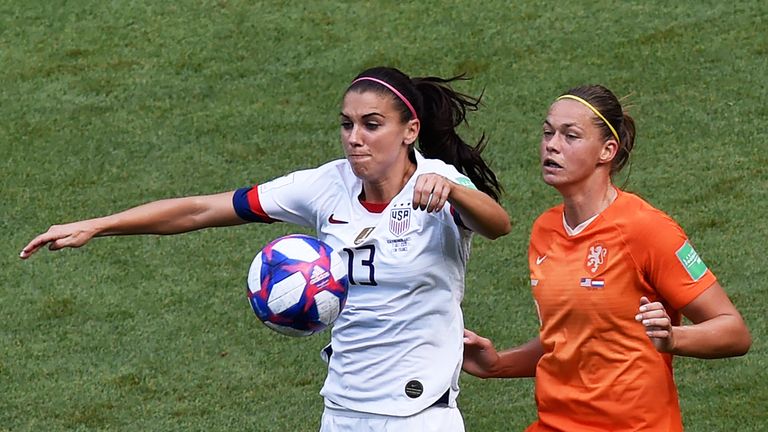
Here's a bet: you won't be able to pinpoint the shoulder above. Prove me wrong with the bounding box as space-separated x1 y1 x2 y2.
417 153 460 176
256 159 355 203
609 191 683 238
276 159 352 186
531 205 563 236
300 158 350 178
605 191 691 270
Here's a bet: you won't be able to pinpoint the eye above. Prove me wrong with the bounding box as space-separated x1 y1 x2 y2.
364 122 380 131
542 129 554 137
566 133 579 139
340 121 352 130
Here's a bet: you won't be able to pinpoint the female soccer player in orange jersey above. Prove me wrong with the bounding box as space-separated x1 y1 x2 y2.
462 85 751 431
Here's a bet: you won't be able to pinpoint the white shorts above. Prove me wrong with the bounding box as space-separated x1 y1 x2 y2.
319 405 465 432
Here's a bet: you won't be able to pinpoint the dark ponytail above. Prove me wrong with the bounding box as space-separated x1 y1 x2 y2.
347 67 503 202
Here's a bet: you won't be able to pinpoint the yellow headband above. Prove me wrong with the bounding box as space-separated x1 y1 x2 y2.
557 94 621 146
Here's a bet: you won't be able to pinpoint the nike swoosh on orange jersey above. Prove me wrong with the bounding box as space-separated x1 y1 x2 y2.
328 214 349 224
536 255 548 265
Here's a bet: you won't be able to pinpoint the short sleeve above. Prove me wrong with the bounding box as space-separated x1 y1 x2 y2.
232 169 322 228
444 167 477 191
419 157 477 230
632 212 717 310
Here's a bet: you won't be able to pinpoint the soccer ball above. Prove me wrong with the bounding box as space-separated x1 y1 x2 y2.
247 234 348 337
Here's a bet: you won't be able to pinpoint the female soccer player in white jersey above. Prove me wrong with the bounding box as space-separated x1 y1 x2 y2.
20 66 512 431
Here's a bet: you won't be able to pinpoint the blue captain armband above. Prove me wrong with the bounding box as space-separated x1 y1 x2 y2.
233 186 277 223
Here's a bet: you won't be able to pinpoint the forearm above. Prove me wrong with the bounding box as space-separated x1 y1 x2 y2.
670 315 751 359
449 186 511 240
487 337 543 378
96 192 243 236
20 191 247 258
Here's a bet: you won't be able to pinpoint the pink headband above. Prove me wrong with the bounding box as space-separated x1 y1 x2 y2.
351 77 419 121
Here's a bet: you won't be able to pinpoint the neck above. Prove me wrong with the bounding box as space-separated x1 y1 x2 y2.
560 179 617 229
361 161 417 203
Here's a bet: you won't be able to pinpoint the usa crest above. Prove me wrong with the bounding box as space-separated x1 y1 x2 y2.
389 207 411 237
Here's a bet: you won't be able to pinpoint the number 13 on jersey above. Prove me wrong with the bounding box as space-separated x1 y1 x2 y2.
342 246 377 286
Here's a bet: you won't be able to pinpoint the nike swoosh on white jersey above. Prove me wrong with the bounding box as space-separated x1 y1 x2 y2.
536 255 547 265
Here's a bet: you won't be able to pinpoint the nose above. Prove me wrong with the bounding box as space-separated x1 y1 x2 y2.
347 124 363 146
544 132 561 153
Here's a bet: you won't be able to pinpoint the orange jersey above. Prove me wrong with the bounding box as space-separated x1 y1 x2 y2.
526 190 716 432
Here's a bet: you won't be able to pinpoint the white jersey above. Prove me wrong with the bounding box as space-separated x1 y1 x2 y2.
233 152 474 416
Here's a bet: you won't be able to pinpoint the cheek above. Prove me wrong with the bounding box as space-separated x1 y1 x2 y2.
568 145 601 169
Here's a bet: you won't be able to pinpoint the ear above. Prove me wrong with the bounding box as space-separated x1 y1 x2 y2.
403 119 420 146
598 139 619 165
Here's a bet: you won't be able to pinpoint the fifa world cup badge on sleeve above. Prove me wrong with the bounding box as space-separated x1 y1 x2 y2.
675 241 708 281
454 176 477 190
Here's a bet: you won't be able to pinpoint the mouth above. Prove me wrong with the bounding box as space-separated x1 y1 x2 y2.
543 158 563 169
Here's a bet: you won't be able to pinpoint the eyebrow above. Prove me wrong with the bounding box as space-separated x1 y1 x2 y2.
543 119 580 129
340 112 384 119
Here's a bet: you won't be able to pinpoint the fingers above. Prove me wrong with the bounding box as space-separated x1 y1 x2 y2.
644 328 672 338
48 236 81 251
636 297 665 315
638 317 670 327
412 174 452 212
19 231 59 259
19 223 92 259
635 297 674 350
463 328 492 349
639 317 672 340
635 303 671 325
463 328 479 343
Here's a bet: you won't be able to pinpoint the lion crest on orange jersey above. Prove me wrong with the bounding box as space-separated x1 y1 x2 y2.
586 243 608 274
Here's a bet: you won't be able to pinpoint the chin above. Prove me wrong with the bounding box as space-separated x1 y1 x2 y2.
349 162 373 181
541 173 561 186
349 164 365 179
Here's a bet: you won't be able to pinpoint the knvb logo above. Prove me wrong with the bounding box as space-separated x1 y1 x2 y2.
586 243 607 273
389 207 411 237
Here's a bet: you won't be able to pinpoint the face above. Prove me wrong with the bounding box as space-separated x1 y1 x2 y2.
340 90 418 183
540 99 617 190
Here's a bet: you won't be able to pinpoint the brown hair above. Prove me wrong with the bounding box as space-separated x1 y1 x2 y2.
560 85 637 175
347 67 502 202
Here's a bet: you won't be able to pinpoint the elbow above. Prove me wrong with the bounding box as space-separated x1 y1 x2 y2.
494 218 513 239
734 330 752 357
483 223 511 240
731 317 752 357
723 322 752 357
501 218 513 236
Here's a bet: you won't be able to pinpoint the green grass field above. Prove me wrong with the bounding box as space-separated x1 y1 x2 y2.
2 1 766 430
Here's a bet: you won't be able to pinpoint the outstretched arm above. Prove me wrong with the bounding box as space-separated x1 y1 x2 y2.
412 173 511 240
463 329 543 379
635 282 751 358
20 191 244 259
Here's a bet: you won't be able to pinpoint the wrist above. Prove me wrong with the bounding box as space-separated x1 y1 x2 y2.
665 326 681 355
92 216 114 237
483 352 503 378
